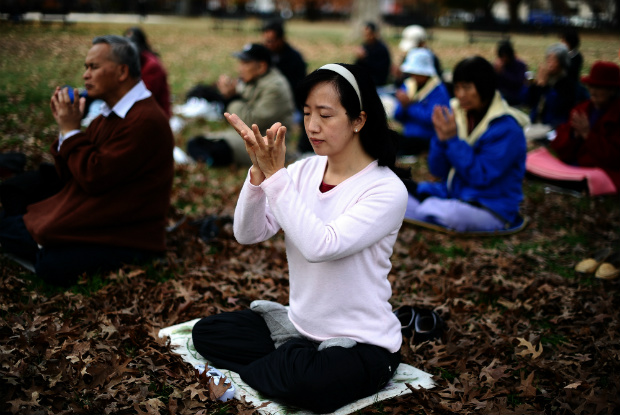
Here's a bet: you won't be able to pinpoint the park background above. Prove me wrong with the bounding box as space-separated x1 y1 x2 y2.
1 3 620 415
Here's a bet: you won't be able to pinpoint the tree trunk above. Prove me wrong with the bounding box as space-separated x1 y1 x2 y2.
507 0 522 27
178 0 191 16
350 0 382 39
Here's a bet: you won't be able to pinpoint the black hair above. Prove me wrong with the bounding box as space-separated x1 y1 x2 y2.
561 28 580 50
124 26 154 55
497 40 515 61
365 21 377 32
452 56 497 104
295 63 398 169
262 20 285 39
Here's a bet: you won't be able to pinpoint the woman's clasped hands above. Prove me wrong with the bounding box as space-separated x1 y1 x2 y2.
431 105 457 141
224 112 287 185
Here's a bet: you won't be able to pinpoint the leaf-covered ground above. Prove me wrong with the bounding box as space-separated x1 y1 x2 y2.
2 160 619 414
1 19 620 415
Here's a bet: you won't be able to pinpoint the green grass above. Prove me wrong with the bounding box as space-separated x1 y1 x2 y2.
540 333 568 347
148 381 175 404
507 393 526 406
429 243 468 258
436 367 458 382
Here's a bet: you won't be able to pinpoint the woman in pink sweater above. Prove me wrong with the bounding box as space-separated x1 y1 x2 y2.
192 64 408 412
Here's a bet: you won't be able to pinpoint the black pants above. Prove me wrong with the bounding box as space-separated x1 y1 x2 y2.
0 162 63 216
192 309 400 414
0 214 158 286
398 133 430 156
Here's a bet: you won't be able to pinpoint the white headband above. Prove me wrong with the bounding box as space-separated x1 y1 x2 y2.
319 64 363 110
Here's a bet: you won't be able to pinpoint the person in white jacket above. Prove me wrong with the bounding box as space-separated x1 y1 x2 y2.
192 63 408 413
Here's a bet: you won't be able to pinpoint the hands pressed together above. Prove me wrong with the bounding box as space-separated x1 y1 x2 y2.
224 112 287 185
534 63 550 87
395 89 411 107
432 105 457 142
570 110 590 139
50 86 85 136
216 75 238 100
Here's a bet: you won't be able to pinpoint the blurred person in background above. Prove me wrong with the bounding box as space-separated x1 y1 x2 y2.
526 43 578 128
494 40 528 106
560 28 583 84
560 28 589 103
394 25 442 87
547 61 620 194
393 48 450 156
353 22 391 87
261 20 311 155
187 43 294 167
124 26 172 118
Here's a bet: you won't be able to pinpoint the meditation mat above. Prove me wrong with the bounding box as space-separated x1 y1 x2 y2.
2 253 35 273
526 147 617 196
403 216 529 236
159 319 435 415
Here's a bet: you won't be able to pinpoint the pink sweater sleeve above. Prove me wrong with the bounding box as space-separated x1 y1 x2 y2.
233 169 282 244
258 162 407 263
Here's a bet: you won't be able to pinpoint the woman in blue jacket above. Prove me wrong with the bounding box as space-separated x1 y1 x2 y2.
405 56 529 232
394 48 451 155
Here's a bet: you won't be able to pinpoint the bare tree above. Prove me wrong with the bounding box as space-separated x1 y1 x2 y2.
507 0 524 26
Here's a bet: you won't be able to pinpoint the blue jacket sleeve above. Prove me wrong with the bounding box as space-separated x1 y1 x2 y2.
426 136 452 179
443 116 526 187
394 86 450 140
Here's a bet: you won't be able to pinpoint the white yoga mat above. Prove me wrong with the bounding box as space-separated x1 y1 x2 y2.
159 318 435 414
2 253 36 273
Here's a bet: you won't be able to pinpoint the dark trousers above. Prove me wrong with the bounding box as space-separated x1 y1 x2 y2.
0 162 63 216
192 309 400 414
0 214 158 286
398 134 430 156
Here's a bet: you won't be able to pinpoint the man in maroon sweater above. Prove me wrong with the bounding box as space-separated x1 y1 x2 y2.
0 35 174 285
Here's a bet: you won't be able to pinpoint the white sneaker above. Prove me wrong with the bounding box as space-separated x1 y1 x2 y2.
194 364 235 402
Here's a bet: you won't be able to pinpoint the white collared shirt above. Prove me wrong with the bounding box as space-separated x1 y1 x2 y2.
58 80 152 150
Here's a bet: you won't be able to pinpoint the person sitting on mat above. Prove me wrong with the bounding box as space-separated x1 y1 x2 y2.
192 63 408 413
404 56 528 232
545 61 620 194
0 35 174 286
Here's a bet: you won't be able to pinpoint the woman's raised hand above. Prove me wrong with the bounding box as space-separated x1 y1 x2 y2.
432 105 457 141
225 112 287 183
